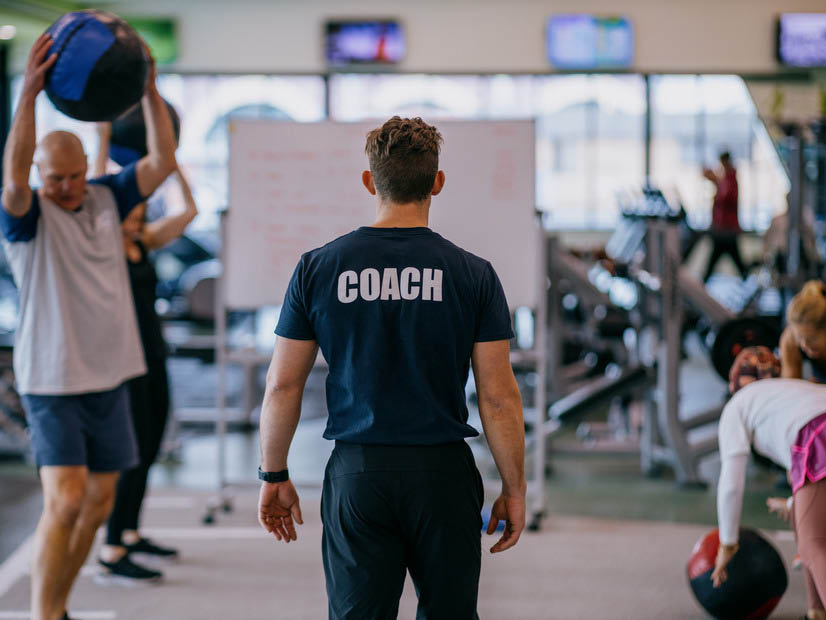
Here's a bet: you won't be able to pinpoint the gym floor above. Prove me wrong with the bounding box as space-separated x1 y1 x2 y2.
0 328 810 618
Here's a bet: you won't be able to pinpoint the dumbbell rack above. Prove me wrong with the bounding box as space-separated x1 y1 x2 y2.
638 220 727 485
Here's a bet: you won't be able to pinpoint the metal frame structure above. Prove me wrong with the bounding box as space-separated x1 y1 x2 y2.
639 220 729 485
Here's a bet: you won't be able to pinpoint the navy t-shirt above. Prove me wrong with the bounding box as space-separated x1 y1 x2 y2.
275 226 514 445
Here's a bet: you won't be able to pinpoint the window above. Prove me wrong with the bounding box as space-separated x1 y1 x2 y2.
651 75 789 230
329 73 645 228
12 74 327 232
11 72 786 231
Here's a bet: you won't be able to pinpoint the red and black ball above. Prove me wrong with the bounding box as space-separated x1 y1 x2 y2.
728 346 781 395
687 528 787 620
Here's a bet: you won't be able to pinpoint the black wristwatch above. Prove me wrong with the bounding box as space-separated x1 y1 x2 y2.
258 467 289 483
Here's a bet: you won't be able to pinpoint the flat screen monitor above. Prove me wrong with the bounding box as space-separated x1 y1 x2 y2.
777 13 826 67
546 15 633 69
325 20 404 66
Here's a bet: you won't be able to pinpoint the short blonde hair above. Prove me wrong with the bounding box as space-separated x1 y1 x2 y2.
788 280 826 329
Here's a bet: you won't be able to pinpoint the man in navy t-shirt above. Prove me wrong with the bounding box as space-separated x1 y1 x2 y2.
258 116 526 619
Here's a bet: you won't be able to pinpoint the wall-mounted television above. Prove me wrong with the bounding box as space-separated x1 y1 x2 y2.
777 13 826 67
325 20 404 66
546 15 633 69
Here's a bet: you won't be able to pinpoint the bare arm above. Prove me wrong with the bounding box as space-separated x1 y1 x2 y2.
471 339 526 553
702 168 718 184
2 34 57 217
141 168 198 250
259 336 318 470
780 327 803 379
258 337 318 543
93 123 112 177
135 50 177 198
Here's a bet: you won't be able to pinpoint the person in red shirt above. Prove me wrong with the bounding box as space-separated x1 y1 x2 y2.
702 151 747 282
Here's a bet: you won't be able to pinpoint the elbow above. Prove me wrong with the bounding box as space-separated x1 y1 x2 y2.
264 375 302 400
2 186 30 217
145 153 176 177
478 389 523 419
161 154 178 178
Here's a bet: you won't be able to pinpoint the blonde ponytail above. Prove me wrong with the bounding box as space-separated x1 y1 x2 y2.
788 280 826 329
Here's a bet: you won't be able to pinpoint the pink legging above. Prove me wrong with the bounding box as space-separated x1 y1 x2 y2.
794 477 826 611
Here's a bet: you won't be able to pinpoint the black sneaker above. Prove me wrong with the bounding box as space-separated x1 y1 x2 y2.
95 556 163 585
125 537 179 560
61 613 73 620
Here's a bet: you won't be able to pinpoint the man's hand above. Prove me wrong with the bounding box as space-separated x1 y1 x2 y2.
711 543 738 587
486 493 525 553
21 33 58 99
766 496 792 522
258 480 303 543
142 42 157 95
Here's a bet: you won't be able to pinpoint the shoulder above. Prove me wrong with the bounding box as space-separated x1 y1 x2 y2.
722 379 776 419
291 231 361 278
429 232 491 273
303 231 360 262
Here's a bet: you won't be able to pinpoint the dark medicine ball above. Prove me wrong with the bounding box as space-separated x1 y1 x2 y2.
45 10 147 121
728 346 781 395
109 99 180 166
687 528 787 619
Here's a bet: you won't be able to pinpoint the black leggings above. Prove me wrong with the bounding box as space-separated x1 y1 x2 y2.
106 356 170 545
703 231 747 282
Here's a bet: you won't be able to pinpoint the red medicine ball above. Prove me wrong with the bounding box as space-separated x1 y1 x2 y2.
687 528 787 620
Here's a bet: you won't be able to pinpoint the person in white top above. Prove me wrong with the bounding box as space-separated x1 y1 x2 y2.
713 357 826 620
0 35 176 620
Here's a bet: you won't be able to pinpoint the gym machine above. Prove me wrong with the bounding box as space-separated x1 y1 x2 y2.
636 218 779 485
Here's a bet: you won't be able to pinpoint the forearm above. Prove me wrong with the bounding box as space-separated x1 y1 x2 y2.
141 87 176 175
2 93 36 214
143 171 198 249
478 390 526 496
258 386 303 472
780 337 802 378
143 210 196 249
93 124 111 177
717 454 748 545
781 362 802 379
175 168 198 216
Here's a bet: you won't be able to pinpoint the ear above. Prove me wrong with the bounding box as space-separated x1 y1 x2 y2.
362 170 376 196
431 170 445 196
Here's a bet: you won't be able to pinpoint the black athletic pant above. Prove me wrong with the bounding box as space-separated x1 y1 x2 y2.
321 441 484 620
106 356 170 545
703 230 747 282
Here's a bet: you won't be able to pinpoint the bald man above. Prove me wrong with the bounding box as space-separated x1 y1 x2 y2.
0 34 177 620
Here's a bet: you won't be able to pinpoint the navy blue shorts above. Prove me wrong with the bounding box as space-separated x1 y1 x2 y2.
22 383 139 472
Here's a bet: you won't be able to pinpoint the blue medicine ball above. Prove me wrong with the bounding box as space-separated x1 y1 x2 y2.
45 10 147 122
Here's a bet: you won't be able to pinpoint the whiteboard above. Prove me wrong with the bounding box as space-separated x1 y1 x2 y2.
225 119 538 309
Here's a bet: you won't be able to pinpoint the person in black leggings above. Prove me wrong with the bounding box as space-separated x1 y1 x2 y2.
95 123 199 583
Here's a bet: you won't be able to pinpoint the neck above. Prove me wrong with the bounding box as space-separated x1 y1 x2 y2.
372 200 430 228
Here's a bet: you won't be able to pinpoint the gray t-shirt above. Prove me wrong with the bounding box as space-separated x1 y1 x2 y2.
0 164 147 395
